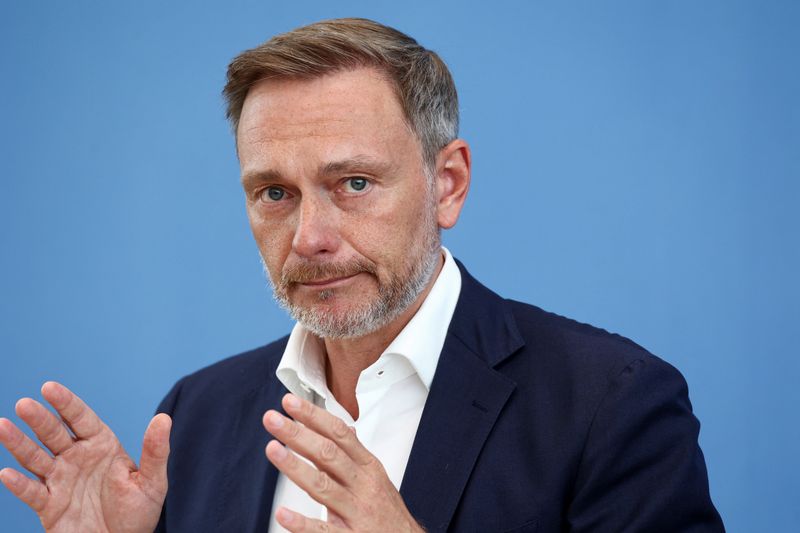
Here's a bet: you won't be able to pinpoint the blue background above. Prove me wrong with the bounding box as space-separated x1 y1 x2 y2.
1 1 797 531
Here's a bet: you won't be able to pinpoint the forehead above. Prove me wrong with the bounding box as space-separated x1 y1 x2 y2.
236 68 414 159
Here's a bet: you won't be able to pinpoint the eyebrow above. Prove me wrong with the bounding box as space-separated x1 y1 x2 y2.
241 155 394 188
319 155 394 177
240 168 282 190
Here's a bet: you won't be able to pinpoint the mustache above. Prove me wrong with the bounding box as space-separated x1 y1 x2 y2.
279 257 377 286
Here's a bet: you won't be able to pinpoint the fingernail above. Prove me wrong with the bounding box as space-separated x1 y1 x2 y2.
286 394 300 409
277 507 294 524
267 412 284 428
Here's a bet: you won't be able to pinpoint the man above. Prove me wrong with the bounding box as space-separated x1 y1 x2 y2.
0 18 723 532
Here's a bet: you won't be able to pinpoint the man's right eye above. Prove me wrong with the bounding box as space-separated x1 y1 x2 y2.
260 187 285 202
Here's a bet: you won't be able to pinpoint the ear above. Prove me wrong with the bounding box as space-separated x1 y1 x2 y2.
434 139 471 229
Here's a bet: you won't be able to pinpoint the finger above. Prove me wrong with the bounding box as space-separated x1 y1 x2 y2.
138 413 171 493
275 506 347 533
0 467 49 513
41 382 105 439
263 410 358 486
15 398 74 455
266 440 355 518
0 417 55 478
282 394 374 466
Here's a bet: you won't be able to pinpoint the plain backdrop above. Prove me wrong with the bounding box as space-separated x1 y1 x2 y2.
1 1 798 531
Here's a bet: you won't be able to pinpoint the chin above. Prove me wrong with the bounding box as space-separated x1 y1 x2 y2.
288 295 394 339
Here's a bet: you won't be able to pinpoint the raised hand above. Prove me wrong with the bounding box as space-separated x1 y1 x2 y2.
0 381 171 533
263 393 423 533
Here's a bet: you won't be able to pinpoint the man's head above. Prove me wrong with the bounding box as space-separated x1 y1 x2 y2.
224 17 459 173
225 19 470 339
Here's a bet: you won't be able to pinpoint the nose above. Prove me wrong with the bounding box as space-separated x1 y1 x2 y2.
291 194 340 258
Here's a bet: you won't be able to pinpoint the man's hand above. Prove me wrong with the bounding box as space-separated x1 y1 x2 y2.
0 381 171 533
264 393 424 533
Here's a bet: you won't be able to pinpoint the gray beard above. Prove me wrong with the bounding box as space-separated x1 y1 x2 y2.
261 237 441 340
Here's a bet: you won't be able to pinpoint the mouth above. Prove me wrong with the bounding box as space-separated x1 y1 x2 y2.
296 272 361 289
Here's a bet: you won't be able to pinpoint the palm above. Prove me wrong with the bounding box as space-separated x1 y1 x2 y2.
0 382 170 533
41 434 156 532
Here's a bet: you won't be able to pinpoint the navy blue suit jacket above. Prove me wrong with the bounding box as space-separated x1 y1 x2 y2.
155 262 723 532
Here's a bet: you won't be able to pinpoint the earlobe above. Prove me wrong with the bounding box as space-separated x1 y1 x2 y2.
435 140 471 229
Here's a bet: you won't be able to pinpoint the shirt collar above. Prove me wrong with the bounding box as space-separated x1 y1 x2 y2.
276 247 462 398
276 323 329 402
380 247 461 389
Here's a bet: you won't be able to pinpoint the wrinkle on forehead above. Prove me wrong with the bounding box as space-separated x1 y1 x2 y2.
239 118 357 146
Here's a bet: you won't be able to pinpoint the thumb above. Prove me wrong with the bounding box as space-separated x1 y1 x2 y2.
138 413 171 491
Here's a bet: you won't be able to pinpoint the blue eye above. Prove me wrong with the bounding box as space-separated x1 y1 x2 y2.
261 187 285 202
346 177 369 192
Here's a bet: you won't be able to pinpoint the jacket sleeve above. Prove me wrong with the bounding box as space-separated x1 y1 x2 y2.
566 357 725 532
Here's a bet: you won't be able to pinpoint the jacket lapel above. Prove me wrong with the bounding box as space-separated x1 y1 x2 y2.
400 262 525 531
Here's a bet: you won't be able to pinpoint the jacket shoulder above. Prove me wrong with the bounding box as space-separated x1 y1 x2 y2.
186 336 288 384
505 298 668 373
500 299 690 410
157 336 289 414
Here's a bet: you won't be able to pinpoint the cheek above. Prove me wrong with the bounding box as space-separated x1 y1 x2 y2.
338 200 426 263
248 209 294 269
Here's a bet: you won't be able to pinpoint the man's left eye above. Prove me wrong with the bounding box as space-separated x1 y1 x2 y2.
344 177 369 192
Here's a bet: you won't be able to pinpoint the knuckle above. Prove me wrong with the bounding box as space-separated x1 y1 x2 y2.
69 403 85 425
17 479 31 500
313 470 332 493
362 453 380 471
19 479 36 501
32 449 49 469
331 417 349 439
319 438 337 463
6 428 24 450
40 420 61 442
315 520 330 532
287 420 301 440
21 445 39 466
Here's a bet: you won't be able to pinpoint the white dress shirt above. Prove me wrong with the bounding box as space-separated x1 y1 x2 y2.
268 247 462 532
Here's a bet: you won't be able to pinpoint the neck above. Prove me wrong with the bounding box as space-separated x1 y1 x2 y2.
323 252 444 420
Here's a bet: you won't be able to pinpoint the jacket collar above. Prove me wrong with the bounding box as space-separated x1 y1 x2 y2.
447 259 525 367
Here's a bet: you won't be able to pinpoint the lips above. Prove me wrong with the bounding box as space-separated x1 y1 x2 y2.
279 257 378 292
296 272 360 289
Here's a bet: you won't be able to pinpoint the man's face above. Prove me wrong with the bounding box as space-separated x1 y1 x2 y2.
237 68 441 338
